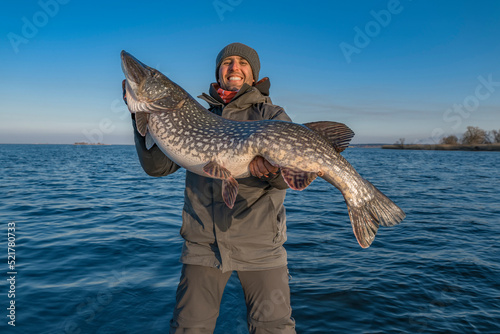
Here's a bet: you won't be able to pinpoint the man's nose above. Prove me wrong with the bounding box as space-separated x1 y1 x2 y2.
229 62 240 71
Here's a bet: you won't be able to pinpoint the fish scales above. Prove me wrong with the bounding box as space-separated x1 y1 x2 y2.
151 97 374 216
151 102 335 178
121 50 405 248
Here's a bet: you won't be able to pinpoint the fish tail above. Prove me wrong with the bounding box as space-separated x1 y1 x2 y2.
345 180 405 248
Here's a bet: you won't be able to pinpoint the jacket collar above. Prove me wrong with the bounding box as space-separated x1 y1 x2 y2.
198 77 271 109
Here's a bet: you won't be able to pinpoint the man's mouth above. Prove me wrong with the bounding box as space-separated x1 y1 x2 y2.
228 76 243 81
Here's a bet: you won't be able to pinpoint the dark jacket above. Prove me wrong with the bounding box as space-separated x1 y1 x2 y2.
133 79 292 272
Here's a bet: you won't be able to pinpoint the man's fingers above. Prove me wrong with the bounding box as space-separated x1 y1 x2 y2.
122 80 128 104
249 158 259 177
256 156 268 176
251 157 265 177
249 156 262 177
263 159 279 174
249 156 278 178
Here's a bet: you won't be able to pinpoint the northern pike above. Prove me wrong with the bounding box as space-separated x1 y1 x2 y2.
121 50 405 248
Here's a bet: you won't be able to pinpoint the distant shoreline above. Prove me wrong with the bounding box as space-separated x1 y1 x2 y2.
382 144 500 151
73 142 109 146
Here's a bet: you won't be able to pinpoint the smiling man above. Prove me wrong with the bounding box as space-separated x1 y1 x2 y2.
128 42 296 333
201 43 287 178
218 55 254 91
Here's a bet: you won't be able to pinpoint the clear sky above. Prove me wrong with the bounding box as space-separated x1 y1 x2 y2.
1 0 499 144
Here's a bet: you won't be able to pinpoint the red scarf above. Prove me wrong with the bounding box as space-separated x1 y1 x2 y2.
217 88 238 104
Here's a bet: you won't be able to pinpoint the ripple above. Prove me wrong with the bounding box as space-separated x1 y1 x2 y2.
1 145 499 333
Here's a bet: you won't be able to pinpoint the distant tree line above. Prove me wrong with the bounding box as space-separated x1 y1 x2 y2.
440 126 500 145
393 126 500 146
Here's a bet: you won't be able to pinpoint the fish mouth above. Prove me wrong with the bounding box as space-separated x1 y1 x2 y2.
121 50 150 85
121 50 153 112
120 50 187 114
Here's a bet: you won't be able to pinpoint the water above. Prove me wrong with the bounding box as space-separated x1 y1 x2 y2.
1 144 499 333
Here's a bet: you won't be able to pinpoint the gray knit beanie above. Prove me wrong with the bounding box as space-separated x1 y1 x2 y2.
215 42 260 82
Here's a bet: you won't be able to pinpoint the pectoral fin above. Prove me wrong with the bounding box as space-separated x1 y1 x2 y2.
135 112 149 136
203 161 239 208
281 167 318 190
135 112 155 149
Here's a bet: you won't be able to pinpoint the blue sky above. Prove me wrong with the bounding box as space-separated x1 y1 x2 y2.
1 0 499 144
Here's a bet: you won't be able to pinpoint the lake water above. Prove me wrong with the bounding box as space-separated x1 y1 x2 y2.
0 144 499 333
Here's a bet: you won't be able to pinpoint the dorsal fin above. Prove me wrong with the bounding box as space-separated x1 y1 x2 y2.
304 121 355 153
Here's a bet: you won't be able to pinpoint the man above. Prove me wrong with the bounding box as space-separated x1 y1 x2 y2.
126 43 296 333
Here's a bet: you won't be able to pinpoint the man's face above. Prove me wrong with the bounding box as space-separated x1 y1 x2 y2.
218 56 254 91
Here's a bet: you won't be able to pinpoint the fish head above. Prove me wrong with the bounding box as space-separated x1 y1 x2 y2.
121 50 187 113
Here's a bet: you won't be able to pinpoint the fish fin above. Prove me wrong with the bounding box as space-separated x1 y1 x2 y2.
145 132 155 150
304 121 355 153
280 167 318 190
136 112 155 149
135 112 149 136
345 181 406 248
202 161 239 208
203 161 232 179
222 177 239 209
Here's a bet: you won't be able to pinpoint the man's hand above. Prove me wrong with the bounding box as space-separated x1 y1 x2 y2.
249 156 279 178
122 79 128 106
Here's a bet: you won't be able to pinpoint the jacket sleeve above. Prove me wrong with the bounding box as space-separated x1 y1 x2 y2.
132 118 181 177
262 106 292 190
269 107 292 122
